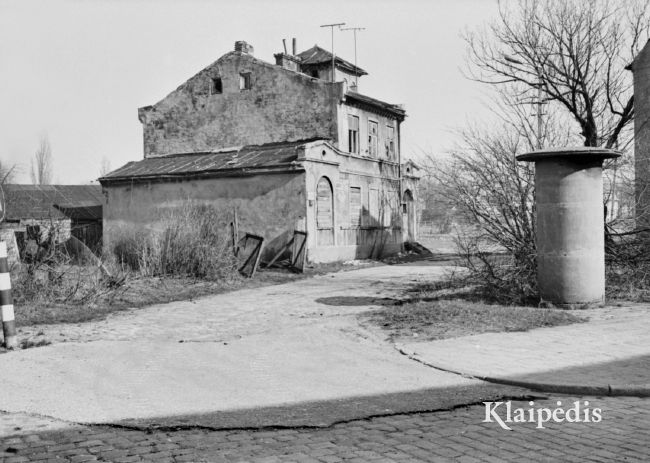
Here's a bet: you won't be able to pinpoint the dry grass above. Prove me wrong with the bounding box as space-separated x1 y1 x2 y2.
365 299 586 342
14 268 307 327
110 205 238 281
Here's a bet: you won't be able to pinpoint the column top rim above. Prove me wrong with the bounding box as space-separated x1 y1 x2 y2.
516 147 622 162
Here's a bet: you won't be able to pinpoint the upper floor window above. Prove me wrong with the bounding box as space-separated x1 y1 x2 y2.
348 115 359 154
387 125 395 158
211 77 223 95
368 120 378 157
239 72 252 90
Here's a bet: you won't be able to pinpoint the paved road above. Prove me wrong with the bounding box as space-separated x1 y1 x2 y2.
1 395 647 462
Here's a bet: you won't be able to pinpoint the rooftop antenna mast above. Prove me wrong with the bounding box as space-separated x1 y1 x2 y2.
320 22 345 82
341 26 365 91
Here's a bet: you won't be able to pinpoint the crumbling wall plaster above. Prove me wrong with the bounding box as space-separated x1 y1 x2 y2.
103 173 306 259
139 52 342 157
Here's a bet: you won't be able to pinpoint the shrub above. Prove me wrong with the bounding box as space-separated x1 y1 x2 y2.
110 205 239 281
605 235 650 302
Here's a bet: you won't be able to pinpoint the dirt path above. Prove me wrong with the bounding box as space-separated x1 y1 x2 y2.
0 262 480 427
18 263 449 344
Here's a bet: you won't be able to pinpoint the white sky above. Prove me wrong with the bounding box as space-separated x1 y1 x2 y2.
0 0 501 184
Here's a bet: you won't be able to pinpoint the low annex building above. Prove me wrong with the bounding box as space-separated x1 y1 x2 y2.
101 40 418 263
0 184 103 264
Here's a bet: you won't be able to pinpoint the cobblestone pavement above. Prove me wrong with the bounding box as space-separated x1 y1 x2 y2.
1 395 648 462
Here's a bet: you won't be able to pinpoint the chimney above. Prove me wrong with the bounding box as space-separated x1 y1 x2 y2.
292 38 297 55
234 41 254 55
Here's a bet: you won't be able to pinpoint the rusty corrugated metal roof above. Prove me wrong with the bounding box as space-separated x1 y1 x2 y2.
100 139 315 183
2 184 103 221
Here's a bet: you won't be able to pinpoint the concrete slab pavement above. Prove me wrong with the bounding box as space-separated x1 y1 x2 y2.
398 304 650 395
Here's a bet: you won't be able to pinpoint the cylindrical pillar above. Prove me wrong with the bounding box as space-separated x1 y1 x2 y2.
516 148 621 305
0 241 17 349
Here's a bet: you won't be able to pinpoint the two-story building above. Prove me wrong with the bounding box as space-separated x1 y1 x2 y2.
100 40 416 263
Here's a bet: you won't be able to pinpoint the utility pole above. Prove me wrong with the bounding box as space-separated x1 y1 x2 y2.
341 26 365 90
320 22 345 82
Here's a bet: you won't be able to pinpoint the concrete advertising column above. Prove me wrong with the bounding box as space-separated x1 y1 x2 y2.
516 148 621 305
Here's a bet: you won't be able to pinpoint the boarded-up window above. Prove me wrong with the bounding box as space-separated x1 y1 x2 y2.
361 186 370 225
350 187 362 227
317 178 333 229
368 121 378 157
382 189 397 227
369 189 379 226
348 115 359 154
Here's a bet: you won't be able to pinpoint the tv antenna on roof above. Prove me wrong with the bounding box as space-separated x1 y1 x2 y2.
341 26 365 91
320 22 345 82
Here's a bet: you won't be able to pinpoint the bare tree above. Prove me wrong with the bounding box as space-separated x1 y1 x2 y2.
0 160 16 185
465 0 650 149
31 135 53 185
424 86 579 303
99 157 112 177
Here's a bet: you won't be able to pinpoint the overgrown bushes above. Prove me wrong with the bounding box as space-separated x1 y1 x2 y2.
110 205 239 281
605 235 650 302
429 123 539 306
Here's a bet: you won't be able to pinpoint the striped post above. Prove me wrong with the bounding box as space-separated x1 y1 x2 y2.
0 241 17 349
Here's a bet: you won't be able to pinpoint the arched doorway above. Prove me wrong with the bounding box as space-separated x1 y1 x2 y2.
403 189 415 242
316 177 334 246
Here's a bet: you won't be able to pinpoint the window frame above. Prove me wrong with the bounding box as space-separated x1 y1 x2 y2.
386 125 395 158
368 120 379 157
347 115 360 154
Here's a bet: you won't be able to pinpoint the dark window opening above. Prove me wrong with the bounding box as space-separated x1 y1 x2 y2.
348 115 359 154
239 72 252 90
26 224 40 241
310 69 319 78
211 77 223 94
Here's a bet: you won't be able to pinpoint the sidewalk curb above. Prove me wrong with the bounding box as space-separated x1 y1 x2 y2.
395 344 650 398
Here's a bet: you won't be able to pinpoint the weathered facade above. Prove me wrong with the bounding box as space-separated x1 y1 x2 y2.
102 40 416 263
632 42 650 227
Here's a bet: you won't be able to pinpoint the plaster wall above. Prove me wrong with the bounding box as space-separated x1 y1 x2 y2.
303 144 402 263
138 52 343 157
633 45 650 228
103 173 306 259
337 103 400 161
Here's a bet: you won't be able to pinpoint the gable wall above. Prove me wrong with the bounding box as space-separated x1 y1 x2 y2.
139 52 343 157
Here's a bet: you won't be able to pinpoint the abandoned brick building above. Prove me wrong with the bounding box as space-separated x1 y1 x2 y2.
100 40 418 263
